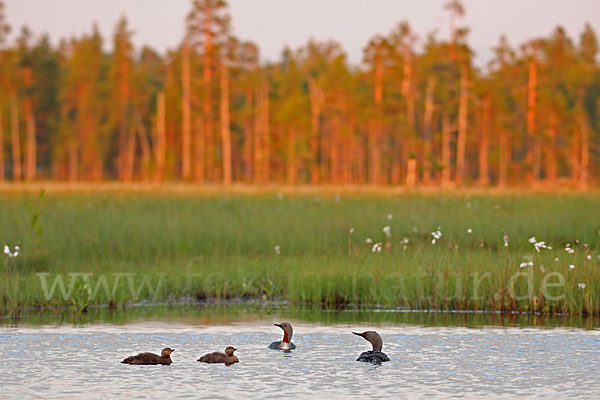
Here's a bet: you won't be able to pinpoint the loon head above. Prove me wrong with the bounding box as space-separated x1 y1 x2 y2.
275 322 293 343
224 346 237 357
161 348 175 358
352 331 383 352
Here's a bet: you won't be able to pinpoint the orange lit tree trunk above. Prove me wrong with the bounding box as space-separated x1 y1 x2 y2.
0 105 4 182
10 92 20 182
498 130 509 187
455 64 468 186
286 128 296 184
545 113 558 183
202 5 214 182
402 46 416 186
24 99 36 181
181 35 192 180
136 112 151 181
441 113 451 188
579 113 589 189
478 94 491 186
526 54 537 183
422 76 436 184
219 61 231 185
242 89 253 182
154 91 166 182
308 77 323 184
194 115 205 183
123 125 135 182
370 54 383 185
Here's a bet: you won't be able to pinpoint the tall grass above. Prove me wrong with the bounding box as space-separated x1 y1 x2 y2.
1 188 599 315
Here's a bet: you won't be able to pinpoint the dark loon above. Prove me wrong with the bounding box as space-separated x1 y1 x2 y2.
121 347 175 365
352 331 390 364
197 346 239 366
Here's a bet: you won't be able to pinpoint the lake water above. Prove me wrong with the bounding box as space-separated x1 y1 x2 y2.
1 305 600 399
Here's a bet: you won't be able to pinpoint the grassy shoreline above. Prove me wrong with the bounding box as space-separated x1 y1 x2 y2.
1 188 599 316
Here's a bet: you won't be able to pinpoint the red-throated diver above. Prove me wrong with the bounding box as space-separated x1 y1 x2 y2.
352 331 390 364
121 348 174 365
268 322 297 350
197 346 239 366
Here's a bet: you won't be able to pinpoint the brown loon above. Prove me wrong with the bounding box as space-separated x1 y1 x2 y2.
352 331 390 364
197 346 239 366
121 347 174 365
268 322 297 351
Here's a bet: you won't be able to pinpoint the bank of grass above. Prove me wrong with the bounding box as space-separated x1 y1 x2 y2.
1 186 599 316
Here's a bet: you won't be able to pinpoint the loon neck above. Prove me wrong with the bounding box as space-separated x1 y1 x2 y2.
282 331 290 343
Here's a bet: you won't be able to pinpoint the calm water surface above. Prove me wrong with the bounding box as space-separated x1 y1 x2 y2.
1 306 599 399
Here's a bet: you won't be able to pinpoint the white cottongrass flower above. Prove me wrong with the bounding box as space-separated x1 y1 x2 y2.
555 258 559 262
387 213 393 220
569 264 575 270
578 283 586 289
365 238 373 244
372 242 383 253
503 233 509 248
349 227 355 234
586 255 592 260
3 245 19 258
274 245 281 255
528 237 537 244
566 248 575 254
401 237 410 244
534 241 549 252
467 228 472 234
383 226 391 237
519 261 534 268
431 228 442 244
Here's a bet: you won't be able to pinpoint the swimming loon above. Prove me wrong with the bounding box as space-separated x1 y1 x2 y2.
268 322 297 351
197 346 239 366
352 331 390 364
121 348 174 365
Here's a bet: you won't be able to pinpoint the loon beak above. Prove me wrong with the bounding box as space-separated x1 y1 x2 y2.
274 323 282 328
171 349 175 352
352 332 365 338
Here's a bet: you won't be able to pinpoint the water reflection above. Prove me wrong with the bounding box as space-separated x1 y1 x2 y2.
2 302 599 329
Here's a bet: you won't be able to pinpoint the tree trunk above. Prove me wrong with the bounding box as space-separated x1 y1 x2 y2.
579 113 589 189
478 94 491 186
423 76 436 184
498 130 509 188
286 128 296 184
242 90 253 182
194 115 205 183
455 64 468 186
118 49 130 182
545 113 558 183
219 62 232 185
24 99 36 181
308 77 323 184
123 125 135 183
0 104 4 182
181 36 192 180
526 56 537 184
136 112 151 181
154 91 166 182
442 113 451 188
68 141 78 182
10 92 21 182
203 5 214 182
